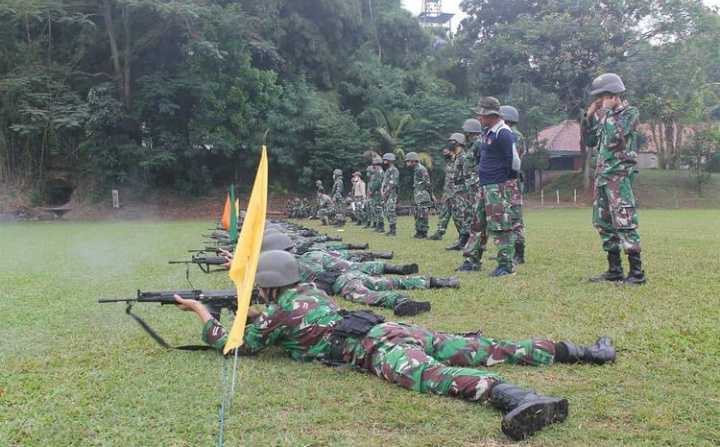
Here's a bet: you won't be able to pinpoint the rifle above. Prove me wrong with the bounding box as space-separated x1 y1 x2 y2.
168 254 227 273
352 250 394 261
99 289 261 350
187 245 234 255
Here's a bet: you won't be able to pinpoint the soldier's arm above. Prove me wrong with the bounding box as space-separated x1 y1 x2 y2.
609 107 640 151
581 111 601 148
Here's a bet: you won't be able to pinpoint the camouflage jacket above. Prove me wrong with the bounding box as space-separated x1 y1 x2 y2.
441 154 456 199
366 165 384 197
512 129 527 158
412 163 433 205
452 149 479 194
318 193 333 208
332 178 344 201
201 283 343 362
381 165 399 199
582 104 640 186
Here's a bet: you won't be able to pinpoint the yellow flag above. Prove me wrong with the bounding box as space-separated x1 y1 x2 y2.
224 146 268 354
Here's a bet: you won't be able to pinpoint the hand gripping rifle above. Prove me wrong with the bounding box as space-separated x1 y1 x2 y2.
168 254 228 273
98 289 261 351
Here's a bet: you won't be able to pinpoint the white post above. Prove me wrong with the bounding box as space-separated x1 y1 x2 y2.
540 190 544 208
112 190 120 209
556 189 560 205
573 189 577 204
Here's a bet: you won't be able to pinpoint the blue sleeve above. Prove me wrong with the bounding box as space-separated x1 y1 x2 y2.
496 129 514 169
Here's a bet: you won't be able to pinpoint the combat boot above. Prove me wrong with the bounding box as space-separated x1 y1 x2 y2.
489 383 569 441
347 243 369 250
624 252 646 285
393 298 431 316
455 258 480 272
385 224 396 236
513 241 525 265
413 231 427 239
446 233 469 251
375 222 385 233
589 251 624 283
364 221 372 229
383 263 419 275
555 336 616 365
489 266 515 277
429 276 460 288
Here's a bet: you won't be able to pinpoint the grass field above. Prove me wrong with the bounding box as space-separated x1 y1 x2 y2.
2 210 719 446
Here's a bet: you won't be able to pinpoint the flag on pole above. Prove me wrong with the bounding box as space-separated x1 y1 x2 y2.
228 185 238 243
220 193 231 231
223 146 268 354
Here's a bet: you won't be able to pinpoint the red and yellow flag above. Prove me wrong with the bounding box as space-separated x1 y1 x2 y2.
224 146 268 354
220 193 231 231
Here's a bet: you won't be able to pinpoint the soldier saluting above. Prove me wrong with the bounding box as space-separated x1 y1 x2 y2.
582 73 646 285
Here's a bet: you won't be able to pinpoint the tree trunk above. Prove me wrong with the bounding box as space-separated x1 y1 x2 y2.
121 4 131 109
100 0 124 105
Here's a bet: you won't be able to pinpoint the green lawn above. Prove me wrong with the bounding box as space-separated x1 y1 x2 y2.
1 210 719 446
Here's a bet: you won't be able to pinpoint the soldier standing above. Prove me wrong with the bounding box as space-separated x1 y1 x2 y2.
458 98 517 276
381 153 399 236
331 169 345 227
500 105 527 264
366 156 384 231
404 152 433 239
448 119 483 252
582 73 646 285
429 134 463 241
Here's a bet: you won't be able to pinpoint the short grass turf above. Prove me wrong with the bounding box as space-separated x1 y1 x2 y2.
1 209 719 447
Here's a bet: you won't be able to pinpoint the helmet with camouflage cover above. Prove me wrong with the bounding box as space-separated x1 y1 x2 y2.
333 169 342 176
261 233 294 252
500 105 519 124
315 180 323 186
462 118 483 134
255 250 300 288
448 132 466 145
404 152 419 162
372 156 383 165
382 153 396 162
590 73 626 96
473 97 502 116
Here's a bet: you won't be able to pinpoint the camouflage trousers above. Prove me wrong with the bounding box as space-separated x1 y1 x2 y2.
452 191 473 237
464 183 516 269
414 204 431 234
384 195 397 226
317 207 334 225
332 272 430 309
505 179 525 244
435 196 461 236
333 198 345 224
352 322 555 402
367 196 380 225
300 251 386 276
593 175 641 253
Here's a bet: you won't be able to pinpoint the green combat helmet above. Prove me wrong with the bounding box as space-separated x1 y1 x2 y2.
261 233 294 252
315 180 323 187
405 152 419 162
372 156 383 165
382 153 396 162
333 169 342 176
462 118 484 134
474 96 502 116
500 105 519 124
590 73 626 96
255 250 300 288
449 132 466 145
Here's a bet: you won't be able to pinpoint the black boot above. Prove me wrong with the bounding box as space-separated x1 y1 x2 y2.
366 251 394 260
385 224 396 236
455 258 480 272
624 252 646 285
429 276 460 288
393 298 431 316
490 383 569 441
589 250 624 282
413 231 427 239
428 231 444 240
364 221 372 229
513 241 525 265
348 243 369 250
555 336 616 365
446 233 469 251
383 263 419 275
375 222 385 233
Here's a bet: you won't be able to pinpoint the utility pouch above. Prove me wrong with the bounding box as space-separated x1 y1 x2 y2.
323 310 385 366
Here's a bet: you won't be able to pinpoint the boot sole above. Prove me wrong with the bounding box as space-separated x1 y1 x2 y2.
394 301 432 316
501 397 569 441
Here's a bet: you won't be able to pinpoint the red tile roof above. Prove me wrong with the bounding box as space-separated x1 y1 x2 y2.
536 120 581 152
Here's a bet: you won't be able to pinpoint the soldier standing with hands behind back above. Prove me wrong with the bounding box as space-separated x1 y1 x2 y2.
381 153 399 237
582 73 646 285
405 152 433 239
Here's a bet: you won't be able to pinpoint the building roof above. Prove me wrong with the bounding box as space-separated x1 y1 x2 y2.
536 120 581 153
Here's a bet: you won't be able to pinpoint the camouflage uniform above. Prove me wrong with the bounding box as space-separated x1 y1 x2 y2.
506 128 526 247
582 105 641 254
453 147 478 239
365 164 383 228
435 151 460 236
332 271 431 310
299 250 386 276
332 176 345 225
382 165 399 227
316 193 335 225
202 284 557 402
411 162 433 235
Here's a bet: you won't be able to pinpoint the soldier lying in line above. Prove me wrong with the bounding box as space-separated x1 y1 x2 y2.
174 250 616 442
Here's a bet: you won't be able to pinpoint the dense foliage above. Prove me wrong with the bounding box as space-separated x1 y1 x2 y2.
0 0 718 200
